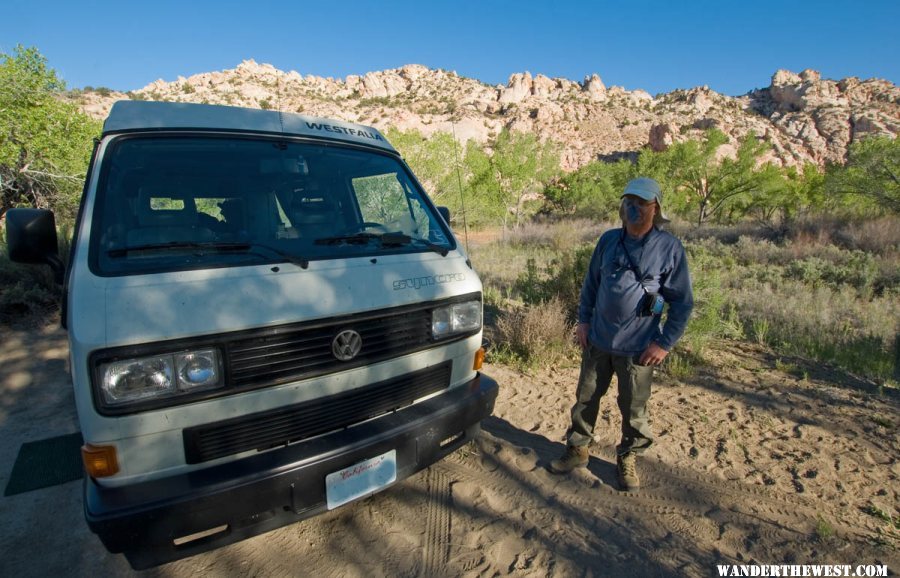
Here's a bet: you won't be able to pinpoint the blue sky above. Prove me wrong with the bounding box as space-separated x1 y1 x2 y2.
2 0 897 97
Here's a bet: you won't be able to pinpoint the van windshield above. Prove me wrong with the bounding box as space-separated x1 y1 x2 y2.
89 136 454 275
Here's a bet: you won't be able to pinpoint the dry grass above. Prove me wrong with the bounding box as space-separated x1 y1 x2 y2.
475 215 900 383
789 215 900 255
469 219 608 304
674 215 900 256
501 218 606 250
492 297 576 369
686 224 899 382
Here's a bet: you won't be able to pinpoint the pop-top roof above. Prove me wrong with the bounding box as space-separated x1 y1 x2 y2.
102 100 396 153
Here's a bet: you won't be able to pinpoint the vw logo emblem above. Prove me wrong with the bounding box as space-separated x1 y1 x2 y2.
332 329 363 361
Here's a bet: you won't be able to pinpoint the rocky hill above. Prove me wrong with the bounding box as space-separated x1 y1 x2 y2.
74 60 900 170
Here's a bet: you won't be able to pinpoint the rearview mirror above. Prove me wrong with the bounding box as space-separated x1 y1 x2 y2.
437 206 451 225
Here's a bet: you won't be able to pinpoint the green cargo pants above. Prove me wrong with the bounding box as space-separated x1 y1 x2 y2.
566 344 655 456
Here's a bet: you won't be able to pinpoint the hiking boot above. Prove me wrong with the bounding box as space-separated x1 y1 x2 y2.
616 452 640 490
549 445 589 474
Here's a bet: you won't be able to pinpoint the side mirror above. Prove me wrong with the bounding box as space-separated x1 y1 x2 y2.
6 208 64 284
437 206 451 225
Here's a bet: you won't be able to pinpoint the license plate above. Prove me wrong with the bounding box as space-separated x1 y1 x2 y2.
325 450 397 510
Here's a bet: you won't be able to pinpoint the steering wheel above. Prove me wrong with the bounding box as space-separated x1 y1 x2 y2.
359 222 390 233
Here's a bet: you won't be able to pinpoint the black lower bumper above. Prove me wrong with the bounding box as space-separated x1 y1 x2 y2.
85 372 498 570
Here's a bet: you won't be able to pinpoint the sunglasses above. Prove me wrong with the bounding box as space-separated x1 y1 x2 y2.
622 196 656 209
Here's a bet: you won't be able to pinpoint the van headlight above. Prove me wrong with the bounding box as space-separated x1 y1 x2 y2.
432 300 482 339
99 349 223 406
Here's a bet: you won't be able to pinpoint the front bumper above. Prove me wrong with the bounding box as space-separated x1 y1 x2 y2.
85 372 498 570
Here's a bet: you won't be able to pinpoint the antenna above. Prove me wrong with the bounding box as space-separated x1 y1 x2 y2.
450 121 470 255
275 75 282 111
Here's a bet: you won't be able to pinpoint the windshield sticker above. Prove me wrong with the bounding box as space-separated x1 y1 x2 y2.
393 273 466 291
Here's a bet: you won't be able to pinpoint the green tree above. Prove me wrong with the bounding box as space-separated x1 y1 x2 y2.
385 128 460 203
647 129 781 226
542 158 635 219
387 127 494 228
741 163 824 226
458 139 508 228
825 135 900 215
0 46 101 220
485 128 560 229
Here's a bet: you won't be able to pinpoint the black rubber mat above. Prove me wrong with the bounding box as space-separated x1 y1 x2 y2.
4 432 84 496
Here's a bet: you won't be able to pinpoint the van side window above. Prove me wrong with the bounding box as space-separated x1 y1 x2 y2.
353 173 409 229
353 172 441 239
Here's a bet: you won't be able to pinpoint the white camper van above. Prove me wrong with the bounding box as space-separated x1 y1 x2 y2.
5 101 497 569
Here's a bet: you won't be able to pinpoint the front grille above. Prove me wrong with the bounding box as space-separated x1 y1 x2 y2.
183 362 452 463
226 307 433 388
90 292 481 416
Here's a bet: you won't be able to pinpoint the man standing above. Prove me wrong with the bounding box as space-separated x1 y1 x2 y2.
549 177 693 490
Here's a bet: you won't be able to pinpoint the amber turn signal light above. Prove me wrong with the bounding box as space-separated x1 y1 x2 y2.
473 347 485 371
82 444 120 478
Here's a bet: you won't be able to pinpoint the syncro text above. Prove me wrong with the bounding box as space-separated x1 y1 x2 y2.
393 273 466 291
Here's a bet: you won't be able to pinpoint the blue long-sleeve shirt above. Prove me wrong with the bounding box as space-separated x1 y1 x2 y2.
577 227 693 355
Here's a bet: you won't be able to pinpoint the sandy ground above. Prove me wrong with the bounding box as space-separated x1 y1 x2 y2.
0 322 897 577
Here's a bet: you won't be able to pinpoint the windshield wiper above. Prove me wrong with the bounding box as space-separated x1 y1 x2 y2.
313 233 379 246
380 233 449 256
107 241 310 269
313 232 448 256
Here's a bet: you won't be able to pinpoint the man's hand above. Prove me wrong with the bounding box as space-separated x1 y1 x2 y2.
575 323 590 350
639 342 669 366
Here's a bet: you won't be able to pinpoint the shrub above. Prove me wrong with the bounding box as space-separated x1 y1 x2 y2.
1 46 101 219
721 255 898 382
678 267 744 358
0 251 60 322
513 244 595 315
482 217 900 383
0 224 68 324
492 297 575 369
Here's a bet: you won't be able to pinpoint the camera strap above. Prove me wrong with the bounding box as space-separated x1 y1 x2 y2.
618 230 651 292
